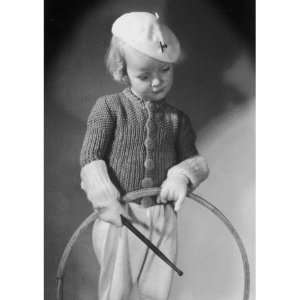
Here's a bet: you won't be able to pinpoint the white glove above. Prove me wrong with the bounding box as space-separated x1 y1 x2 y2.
159 173 189 212
80 160 126 227
159 155 209 212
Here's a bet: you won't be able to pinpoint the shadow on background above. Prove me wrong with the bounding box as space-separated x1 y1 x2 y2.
45 0 255 299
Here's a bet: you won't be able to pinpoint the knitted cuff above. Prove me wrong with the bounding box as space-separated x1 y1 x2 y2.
167 155 209 190
80 160 120 205
164 172 189 187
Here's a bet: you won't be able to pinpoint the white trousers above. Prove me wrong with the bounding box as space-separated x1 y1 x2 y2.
92 203 177 300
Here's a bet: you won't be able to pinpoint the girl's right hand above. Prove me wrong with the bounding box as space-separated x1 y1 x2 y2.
158 174 189 212
94 201 127 227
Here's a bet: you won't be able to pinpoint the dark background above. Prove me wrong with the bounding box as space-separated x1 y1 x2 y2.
45 0 255 66
45 1 255 299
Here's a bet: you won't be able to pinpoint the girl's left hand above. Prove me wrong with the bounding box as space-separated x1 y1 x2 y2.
158 174 189 212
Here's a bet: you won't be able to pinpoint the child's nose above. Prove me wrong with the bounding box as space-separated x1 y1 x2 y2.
152 77 161 87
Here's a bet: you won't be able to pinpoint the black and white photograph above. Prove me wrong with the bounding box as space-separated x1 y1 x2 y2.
4 1 300 300
45 1 255 299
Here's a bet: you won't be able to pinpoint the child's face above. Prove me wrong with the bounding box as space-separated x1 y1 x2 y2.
124 45 174 101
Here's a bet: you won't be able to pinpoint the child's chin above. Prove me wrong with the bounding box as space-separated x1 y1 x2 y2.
150 91 167 101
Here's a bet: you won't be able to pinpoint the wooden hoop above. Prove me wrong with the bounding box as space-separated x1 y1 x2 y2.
56 188 250 300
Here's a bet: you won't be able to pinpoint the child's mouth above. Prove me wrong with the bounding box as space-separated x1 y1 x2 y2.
152 88 165 94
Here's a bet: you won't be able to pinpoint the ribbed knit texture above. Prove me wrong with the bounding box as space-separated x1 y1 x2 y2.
80 88 198 195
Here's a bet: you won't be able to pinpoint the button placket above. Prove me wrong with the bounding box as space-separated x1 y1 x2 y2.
141 101 157 189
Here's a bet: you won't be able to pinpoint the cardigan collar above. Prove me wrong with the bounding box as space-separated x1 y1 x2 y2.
122 87 166 109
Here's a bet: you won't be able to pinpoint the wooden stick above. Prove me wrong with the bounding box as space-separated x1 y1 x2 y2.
120 214 183 276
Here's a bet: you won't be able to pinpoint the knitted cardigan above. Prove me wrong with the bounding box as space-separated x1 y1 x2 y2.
80 88 199 195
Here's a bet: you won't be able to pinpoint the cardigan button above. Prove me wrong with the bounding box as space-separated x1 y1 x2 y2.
140 197 156 208
141 177 153 188
144 159 154 170
144 138 155 150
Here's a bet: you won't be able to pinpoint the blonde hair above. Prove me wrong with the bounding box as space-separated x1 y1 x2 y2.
105 36 129 84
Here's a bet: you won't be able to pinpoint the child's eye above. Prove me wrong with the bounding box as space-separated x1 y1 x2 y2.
161 66 170 72
137 74 149 81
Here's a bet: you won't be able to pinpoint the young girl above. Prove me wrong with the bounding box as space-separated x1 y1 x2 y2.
80 12 209 300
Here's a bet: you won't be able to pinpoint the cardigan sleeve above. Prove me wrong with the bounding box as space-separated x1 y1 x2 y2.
173 112 209 189
176 112 199 162
80 97 115 167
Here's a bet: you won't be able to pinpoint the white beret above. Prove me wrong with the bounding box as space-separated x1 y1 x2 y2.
112 12 181 63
